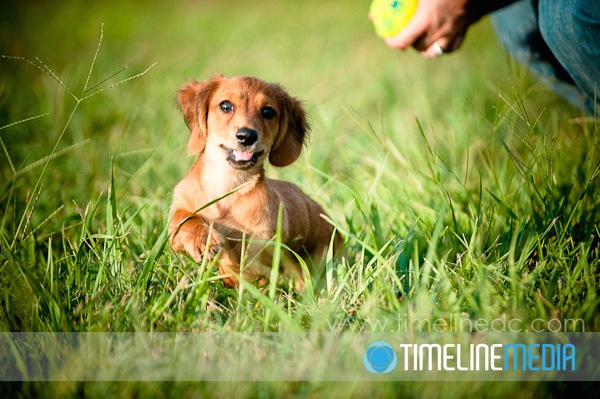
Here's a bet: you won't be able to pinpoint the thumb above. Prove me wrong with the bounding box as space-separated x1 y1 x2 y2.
384 12 428 49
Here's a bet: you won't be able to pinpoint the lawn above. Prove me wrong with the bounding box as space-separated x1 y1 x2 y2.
1 0 598 397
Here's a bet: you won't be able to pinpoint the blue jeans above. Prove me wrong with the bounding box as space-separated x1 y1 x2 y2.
492 0 600 115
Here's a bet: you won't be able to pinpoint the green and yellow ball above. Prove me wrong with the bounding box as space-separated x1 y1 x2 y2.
370 0 418 38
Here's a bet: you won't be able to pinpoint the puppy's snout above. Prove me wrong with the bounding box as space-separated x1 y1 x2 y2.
236 128 258 146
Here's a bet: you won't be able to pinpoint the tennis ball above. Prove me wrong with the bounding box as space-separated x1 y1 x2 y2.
370 0 418 38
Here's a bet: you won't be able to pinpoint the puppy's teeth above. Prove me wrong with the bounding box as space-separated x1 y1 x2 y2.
233 150 253 161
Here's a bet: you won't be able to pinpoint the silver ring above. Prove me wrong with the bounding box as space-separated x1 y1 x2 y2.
433 42 444 57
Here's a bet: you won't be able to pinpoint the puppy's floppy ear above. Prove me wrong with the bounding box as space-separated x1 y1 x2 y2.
178 74 222 155
269 86 309 167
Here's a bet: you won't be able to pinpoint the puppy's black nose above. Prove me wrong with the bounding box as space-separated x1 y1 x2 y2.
236 128 258 146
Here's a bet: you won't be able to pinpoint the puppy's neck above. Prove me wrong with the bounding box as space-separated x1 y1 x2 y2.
193 154 265 199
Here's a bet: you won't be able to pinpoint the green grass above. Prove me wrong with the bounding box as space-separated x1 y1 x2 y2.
1 0 599 397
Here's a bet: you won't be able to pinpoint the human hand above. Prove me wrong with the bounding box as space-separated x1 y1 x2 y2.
384 0 474 58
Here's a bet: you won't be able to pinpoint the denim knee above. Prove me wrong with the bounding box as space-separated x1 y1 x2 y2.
491 1 586 110
491 1 541 68
538 0 600 114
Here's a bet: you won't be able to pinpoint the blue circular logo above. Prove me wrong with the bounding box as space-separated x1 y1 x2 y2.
363 341 398 373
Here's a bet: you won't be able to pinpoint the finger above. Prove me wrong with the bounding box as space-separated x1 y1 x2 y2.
420 37 451 58
421 31 467 58
420 46 441 59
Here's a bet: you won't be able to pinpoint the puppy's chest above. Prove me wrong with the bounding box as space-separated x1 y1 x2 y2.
201 196 279 239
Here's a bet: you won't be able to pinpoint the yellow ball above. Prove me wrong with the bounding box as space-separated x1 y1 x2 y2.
370 0 418 38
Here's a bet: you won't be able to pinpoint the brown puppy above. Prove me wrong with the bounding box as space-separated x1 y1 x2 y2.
169 74 341 288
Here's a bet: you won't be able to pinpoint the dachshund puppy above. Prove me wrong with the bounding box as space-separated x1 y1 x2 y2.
169 74 341 288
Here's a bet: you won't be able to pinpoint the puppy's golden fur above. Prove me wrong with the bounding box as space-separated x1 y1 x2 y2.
169 74 341 287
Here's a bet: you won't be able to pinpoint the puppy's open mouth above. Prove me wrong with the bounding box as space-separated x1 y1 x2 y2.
223 147 264 170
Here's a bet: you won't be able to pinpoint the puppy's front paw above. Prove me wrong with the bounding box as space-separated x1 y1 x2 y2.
190 228 223 262
170 217 223 263
200 240 222 261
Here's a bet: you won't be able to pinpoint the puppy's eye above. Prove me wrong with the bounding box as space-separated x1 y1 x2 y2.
261 107 276 120
219 101 234 113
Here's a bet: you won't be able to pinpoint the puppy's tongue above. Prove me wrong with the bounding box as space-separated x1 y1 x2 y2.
233 150 254 162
